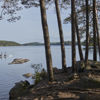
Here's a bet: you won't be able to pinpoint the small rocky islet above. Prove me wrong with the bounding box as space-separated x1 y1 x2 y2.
9 58 30 64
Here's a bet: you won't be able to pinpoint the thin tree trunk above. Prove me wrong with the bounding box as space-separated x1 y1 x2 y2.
71 0 76 73
40 0 54 81
95 7 100 59
75 13 84 61
85 0 89 67
55 0 67 71
93 0 97 61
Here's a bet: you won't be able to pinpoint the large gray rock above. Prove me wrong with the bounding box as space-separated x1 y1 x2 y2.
9 58 30 64
9 80 30 100
76 61 85 72
76 60 100 72
86 60 100 71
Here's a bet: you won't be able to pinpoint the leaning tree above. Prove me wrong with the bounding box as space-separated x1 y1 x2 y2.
54 0 67 71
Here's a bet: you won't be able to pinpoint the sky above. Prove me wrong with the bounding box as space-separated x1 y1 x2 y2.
0 4 71 44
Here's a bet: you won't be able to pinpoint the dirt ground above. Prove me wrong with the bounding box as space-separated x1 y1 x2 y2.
15 67 100 100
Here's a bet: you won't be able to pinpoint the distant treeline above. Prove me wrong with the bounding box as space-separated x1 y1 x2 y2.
22 41 73 46
0 40 96 46
0 39 97 47
0 40 73 46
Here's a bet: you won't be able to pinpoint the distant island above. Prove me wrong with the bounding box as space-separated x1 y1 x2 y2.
22 42 44 46
0 40 21 46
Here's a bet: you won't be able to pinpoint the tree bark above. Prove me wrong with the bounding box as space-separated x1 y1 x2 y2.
71 0 76 73
55 0 67 71
75 13 84 61
40 0 54 81
95 8 100 59
93 0 97 61
85 0 89 67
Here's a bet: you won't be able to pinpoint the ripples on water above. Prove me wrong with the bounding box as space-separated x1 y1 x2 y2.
0 46 99 99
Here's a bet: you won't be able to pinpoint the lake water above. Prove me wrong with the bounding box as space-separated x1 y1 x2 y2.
0 46 99 100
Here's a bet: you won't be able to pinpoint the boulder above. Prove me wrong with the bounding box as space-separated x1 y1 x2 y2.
76 61 85 72
23 73 33 78
9 80 30 100
76 60 100 72
9 58 30 64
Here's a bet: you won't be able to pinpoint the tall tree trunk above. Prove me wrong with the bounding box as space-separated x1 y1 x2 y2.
85 0 89 67
93 0 97 61
95 8 100 59
40 0 54 81
55 0 67 71
71 0 76 73
75 13 84 61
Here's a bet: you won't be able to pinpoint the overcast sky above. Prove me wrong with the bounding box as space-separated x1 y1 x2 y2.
0 5 71 44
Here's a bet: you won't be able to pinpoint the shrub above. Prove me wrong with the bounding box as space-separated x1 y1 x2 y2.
31 64 47 84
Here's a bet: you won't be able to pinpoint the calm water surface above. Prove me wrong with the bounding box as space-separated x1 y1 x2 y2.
0 46 99 100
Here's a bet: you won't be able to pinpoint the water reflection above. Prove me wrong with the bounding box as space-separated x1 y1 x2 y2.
0 52 3 59
0 52 7 59
4 52 7 59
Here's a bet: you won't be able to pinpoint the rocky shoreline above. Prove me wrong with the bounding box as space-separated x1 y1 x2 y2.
9 60 100 100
